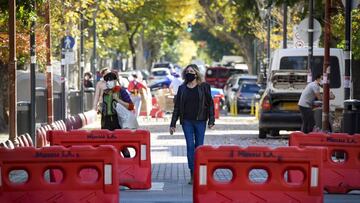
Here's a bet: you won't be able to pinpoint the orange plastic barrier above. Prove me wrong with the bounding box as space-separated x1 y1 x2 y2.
194 146 324 203
49 129 152 189
0 145 119 203
289 132 360 194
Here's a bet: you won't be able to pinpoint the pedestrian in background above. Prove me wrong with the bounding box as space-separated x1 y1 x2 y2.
101 71 134 157
83 72 94 88
169 73 183 103
93 68 110 113
128 73 147 117
298 73 335 133
169 64 215 184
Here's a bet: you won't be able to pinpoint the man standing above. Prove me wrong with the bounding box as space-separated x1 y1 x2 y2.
298 74 323 133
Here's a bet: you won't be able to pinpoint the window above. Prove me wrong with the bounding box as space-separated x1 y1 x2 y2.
279 56 341 88
206 68 229 78
240 84 260 93
152 70 168 76
238 78 257 86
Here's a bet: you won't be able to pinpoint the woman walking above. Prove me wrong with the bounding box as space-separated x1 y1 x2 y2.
169 64 215 184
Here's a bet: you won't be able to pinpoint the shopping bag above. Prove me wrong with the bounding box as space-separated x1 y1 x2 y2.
115 103 139 129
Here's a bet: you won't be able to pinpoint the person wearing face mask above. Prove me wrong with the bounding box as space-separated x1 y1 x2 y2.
102 71 134 130
169 64 215 185
298 73 335 133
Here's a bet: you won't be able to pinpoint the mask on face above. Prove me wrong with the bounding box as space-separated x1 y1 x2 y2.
106 81 116 89
185 73 196 82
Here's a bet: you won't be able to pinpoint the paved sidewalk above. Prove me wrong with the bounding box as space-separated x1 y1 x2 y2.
3 115 360 202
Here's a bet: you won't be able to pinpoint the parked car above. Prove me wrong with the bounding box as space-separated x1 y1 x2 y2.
148 68 173 85
153 62 175 72
236 82 261 111
258 48 346 139
205 66 229 89
223 74 257 111
149 78 172 91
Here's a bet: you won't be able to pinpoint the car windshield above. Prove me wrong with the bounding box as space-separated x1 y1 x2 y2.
240 83 260 93
152 70 168 76
154 63 170 68
238 78 257 85
279 56 340 88
206 68 229 78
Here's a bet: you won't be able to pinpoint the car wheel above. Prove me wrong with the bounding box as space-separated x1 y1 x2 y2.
259 129 267 139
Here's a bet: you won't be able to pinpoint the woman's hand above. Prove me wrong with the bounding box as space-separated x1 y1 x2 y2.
112 93 121 102
170 127 176 135
208 124 215 129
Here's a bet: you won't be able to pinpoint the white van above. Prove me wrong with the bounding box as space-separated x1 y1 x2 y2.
268 48 345 110
258 48 345 138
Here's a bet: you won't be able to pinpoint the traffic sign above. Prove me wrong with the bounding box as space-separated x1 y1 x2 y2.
62 36 75 50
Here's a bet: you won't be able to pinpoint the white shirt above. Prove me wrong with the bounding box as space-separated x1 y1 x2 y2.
298 81 320 108
169 77 183 95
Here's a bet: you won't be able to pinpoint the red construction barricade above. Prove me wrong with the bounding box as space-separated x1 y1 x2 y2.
0 145 119 203
289 132 360 194
194 146 324 203
49 129 151 189
0 140 14 149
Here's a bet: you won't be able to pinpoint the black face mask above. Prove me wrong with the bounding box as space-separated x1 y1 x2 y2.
185 73 196 82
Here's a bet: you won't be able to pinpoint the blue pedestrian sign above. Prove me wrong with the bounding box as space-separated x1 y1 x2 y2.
62 35 75 50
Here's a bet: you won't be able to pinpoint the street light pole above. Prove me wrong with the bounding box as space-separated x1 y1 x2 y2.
45 0 54 124
308 0 314 82
344 0 352 100
91 14 97 87
266 4 272 79
30 0 36 140
8 0 18 146
322 0 331 131
80 12 85 113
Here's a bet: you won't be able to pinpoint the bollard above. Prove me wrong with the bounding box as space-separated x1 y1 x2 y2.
230 99 234 116
234 99 238 116
250 99 255 115
255 102 259 119
230 99 237 116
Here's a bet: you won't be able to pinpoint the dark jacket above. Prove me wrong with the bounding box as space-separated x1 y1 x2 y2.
170 82 215 127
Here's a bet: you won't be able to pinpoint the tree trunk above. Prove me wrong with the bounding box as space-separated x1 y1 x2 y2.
0 62 9 132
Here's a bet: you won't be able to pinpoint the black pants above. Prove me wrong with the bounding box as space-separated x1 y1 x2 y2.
101 115 130 158
299 106 315 134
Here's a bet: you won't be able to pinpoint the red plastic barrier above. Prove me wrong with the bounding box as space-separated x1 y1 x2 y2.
0 140 14 149
0 145 119 203
36 126 51 148
17 134 30 147
24 133 34 147
289 132 360 194
49 129 151 189
213 96 220 119
16 135 25 147
194 146 324 203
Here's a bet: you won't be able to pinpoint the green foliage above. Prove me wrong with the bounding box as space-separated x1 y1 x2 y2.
191 23 234 62
332 9 360 60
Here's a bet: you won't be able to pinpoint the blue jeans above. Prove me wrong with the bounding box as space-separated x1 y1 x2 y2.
182 119 206 172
